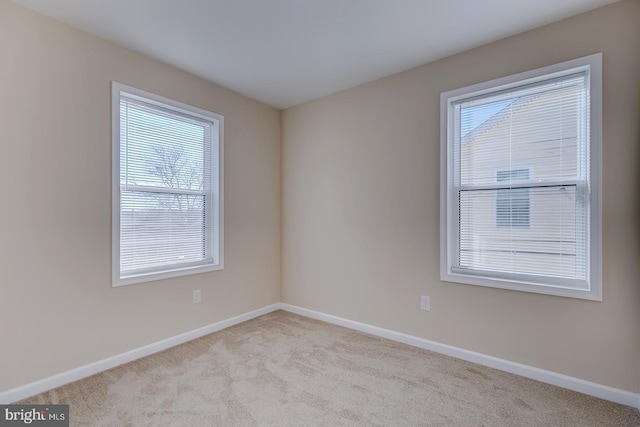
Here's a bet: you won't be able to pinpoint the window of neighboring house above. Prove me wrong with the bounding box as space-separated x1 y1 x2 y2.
440 54 602 300
495 168 531 229
112 82 224 286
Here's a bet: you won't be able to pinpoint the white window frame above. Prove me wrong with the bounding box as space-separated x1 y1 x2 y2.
112 82 224 287
440 54 602 301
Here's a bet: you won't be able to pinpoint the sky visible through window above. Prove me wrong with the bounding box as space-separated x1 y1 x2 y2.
461 98 516 137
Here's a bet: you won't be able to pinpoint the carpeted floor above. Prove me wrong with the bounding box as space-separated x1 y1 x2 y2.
20 310 640 426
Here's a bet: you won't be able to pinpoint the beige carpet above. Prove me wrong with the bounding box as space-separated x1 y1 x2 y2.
20 310 640 426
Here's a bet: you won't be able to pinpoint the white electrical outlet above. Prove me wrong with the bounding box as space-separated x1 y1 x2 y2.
193 289 201 304
420 295 430 311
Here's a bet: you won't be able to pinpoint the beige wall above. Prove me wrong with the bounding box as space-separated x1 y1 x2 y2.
282 0 640 393
0 1 281 391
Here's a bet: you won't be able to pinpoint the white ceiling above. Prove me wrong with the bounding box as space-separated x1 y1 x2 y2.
12 0 618 109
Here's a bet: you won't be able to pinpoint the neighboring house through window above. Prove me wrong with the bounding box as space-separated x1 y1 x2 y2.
112 82 224 286
440 54 602 300
495 167 531 229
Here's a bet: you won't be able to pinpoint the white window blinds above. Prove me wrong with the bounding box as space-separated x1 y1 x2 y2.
441 54 601 299
113 83 223 286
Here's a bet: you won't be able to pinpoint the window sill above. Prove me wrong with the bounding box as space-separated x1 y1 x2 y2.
113 262 224 287
440 270 601 301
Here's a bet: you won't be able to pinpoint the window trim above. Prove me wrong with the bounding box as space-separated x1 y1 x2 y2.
111 82 224 287
440 54 602 301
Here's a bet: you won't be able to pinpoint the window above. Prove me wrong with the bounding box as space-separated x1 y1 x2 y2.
112 82 223 286
495 168 531 228
440 54 601 300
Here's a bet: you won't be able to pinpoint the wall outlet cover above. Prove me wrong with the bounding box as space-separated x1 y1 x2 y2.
420 296 430 311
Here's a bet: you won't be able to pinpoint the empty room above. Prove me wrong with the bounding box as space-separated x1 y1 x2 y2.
1 0 639 425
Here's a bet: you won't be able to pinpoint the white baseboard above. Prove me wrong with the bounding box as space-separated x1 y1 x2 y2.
2 302 638 411
280 303 640 411
0 303 281 404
